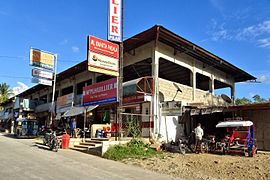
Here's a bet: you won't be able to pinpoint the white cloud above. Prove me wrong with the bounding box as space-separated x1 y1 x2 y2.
72 46 79 53
256 74 270 84
237 20 270 40
12 82 29 96
257 37 270 48
59 39 68 45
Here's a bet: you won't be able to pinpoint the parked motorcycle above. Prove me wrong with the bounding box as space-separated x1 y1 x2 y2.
43 131 59 152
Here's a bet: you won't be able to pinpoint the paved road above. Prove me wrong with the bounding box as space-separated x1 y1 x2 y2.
0 133 180 180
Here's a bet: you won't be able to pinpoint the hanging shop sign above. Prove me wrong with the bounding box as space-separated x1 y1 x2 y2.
83 78 117 106
30 48 55 70
32 68 53 80
31 77 52 86
161 101 182 116
108 0 122 42
88 36 119 76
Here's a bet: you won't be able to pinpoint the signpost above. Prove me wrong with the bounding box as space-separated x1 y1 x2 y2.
30 48 57 127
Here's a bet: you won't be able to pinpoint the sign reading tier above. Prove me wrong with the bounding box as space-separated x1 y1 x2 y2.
88 36 119 76
83 78 117 106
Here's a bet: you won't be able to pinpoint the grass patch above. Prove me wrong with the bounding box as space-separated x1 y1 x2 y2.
103 139 159 161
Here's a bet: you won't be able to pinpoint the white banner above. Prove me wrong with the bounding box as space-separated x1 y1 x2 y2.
31 77 52 86
88 51 119 72
32 68 53 80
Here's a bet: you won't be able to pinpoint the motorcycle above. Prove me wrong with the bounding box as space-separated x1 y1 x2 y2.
43 130 59 152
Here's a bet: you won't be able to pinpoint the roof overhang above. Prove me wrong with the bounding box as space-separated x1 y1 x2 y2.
124 25 256 82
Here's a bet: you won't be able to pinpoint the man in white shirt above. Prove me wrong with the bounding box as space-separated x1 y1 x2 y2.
194 123 204 153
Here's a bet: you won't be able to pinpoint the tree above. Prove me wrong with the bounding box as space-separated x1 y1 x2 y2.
235 97 252 105
252 95 266 103
0 83 14 104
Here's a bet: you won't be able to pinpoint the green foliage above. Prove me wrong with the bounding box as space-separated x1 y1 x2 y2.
0 83 14 104
235 94 269 105
127 116 141 138
235 97 252 105
103 139 158 161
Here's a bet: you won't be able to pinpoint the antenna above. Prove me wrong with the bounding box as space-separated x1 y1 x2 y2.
172 83 182 101
221 94 232 104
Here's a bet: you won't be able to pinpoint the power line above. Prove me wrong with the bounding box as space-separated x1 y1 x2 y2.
0 55 83 63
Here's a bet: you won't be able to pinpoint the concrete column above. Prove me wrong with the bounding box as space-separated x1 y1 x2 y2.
192 70 196 101
152 43 159 136
211 76 215 95
231 83 235 105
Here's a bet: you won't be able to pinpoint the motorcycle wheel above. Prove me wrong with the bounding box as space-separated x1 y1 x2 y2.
179 146 186 155
52 140 58 152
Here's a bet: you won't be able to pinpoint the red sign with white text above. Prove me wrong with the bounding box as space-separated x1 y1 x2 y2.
89 36 119 58
83 78 117 106
108 0 122 42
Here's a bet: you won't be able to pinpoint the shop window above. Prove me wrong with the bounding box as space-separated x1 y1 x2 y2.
96 75 113 82
40 95 47 103
61 86 73 96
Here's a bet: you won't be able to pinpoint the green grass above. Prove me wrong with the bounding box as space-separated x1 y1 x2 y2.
103 139 159 161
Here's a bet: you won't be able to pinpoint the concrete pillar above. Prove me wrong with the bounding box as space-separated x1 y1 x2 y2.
211 76 215 95
231 83 235 105
152 43 159 136
192 70 196 101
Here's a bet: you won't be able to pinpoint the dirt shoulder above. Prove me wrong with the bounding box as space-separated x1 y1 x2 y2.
121 152 270 180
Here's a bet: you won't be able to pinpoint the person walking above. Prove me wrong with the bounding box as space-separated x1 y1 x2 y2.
194 123 204 153
71 118 77 138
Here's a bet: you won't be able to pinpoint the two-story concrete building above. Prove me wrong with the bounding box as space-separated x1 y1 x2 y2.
9 25 255 142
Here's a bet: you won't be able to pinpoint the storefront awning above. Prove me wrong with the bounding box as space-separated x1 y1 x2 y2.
62 105 98 118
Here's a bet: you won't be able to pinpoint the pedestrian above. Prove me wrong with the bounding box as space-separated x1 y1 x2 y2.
194 123 204 153
71 118 77 138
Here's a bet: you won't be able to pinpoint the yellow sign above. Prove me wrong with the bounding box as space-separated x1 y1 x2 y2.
30 48 55 70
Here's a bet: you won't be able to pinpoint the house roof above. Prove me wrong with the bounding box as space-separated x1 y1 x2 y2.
18 25 255 97
125 25 256 82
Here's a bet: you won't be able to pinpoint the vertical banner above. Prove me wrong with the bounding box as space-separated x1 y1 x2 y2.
108 0 122 42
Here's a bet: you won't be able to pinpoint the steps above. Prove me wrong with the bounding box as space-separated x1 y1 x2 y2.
70 138 109 156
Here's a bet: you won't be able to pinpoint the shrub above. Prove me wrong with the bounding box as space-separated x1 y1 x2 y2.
103 139 158 161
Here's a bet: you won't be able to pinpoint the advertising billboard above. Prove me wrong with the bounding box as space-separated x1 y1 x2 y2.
56 93 73 109
83 78 117 106
88 36 119 76
31 77 52 86
30 48 55 70
32 68 53 80
108 0 122 42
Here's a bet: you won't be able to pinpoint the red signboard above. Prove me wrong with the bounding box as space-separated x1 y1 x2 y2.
83 78 117 106
123 94 145 104
88 36 119 58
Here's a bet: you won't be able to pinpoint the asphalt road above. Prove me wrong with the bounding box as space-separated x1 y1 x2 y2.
0 133 180 180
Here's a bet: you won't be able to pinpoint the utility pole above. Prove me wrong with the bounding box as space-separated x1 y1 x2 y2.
117 0 124 140
50 54 57 128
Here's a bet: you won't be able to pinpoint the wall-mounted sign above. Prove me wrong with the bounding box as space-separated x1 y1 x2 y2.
123 94 145 105
56 93 73 109
30 48 55 70
161 101 182 116
31 77 52 86
89 36 119 58
88 51 118 72
83 78 117 106
88 35 119 76
32 68 53 80
108 0 122 42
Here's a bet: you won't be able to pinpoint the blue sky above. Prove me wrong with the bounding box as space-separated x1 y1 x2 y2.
0 0 269 99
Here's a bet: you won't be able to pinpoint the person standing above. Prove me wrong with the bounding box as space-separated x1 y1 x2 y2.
194 123 204 153
71 118 76 138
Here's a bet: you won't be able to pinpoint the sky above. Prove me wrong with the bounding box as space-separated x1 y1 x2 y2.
0 0 269 99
